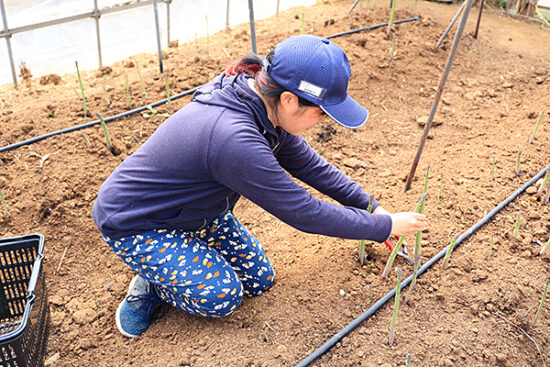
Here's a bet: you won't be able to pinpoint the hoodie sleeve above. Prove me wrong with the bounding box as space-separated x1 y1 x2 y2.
208 123 392 242
275 133 381 212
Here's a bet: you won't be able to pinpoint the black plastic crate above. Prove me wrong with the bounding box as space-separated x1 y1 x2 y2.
0 234 49 367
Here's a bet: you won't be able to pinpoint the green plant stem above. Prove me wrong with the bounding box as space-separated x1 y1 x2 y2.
388 268 403 346
75 61 88 117
134 60 147 97
387 0 396 37
532 279 549 328
405 193 427 303
102 80 111 105
164 73 171 109
389 33 397 66
301 12 305 34
0 189 8 214
538 169 549 195
382 193 427 278
513 211 520 238
442 234 459 269
406 354 412 367
122 62 132 109
529 110 544 144
358 239 366 265
96 113 113 153
492 156 496 181
488 234 494 261
515 151 521 176
540 239 550 255
435 173 444 214
80 132 92 148
359 194 376 265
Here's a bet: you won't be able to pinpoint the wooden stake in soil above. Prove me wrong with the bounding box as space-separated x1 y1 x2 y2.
388 268 403 346
404 0 474 192
473 0 485 39
532 279 549 328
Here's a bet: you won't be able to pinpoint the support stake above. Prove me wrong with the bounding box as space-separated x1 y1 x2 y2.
0 0 17 87
474 0 485 38
404 0 474 192
153 0 163 73
248 0 257 54
435 1 466 51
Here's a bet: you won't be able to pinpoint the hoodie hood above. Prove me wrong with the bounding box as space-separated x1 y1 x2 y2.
193 73 282 150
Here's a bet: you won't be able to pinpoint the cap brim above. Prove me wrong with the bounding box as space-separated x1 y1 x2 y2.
320 95 369 129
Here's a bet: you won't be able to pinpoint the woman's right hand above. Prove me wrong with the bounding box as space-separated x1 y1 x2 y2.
389 212 428 237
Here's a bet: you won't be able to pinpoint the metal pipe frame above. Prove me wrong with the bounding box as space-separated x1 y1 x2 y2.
0 0 17 86
153 0 164 74
248 0 257 54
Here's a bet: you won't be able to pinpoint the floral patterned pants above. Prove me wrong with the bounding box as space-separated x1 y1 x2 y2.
102 211 275 317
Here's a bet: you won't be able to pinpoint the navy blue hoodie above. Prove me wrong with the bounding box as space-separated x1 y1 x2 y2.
92 72 392 242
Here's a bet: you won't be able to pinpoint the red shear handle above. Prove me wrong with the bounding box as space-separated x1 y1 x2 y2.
384 235 403 251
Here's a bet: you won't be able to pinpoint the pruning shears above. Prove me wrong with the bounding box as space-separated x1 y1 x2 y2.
384 235 413 265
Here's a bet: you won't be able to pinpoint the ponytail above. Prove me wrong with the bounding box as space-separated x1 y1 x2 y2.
225 53 263 77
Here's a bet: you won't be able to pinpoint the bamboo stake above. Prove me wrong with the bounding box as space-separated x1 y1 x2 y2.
405 0 474 192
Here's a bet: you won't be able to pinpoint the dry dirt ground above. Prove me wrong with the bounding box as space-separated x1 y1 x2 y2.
1 0 550 366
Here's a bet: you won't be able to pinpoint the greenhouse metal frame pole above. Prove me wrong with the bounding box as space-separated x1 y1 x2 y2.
0 0 17 86
248 0 257 54
404 0 474 192
153 0 164 73
167 0 171 45
93 0 103 67
226 0 231 31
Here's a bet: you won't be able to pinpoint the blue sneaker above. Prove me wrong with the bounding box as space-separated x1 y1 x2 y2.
115 275 164 338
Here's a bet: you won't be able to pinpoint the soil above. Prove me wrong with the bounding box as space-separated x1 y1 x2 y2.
1 1 550 366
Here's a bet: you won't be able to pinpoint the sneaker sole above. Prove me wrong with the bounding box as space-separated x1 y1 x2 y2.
115 275 140 338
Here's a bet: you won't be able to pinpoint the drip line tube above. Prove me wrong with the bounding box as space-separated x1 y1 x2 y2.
0 87 200 153
326 16 418 39
0 16 420 154
296 162 550 367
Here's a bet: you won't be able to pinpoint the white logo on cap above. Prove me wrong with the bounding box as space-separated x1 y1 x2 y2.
298 80 326 100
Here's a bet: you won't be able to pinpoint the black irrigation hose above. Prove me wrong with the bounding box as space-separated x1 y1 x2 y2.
0 17 420 154
0 88 200 153
326 16 419 39
296 163 550 367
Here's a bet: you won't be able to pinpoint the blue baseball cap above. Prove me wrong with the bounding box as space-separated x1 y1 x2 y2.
263 35 369 129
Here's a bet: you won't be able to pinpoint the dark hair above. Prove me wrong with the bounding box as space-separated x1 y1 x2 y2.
224 52 317 111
